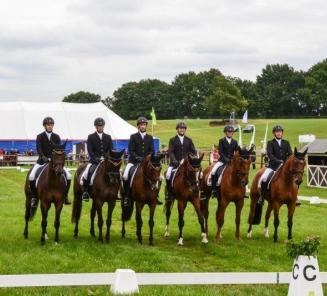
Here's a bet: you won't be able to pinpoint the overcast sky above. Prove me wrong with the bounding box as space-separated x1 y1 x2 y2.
0 0 326 101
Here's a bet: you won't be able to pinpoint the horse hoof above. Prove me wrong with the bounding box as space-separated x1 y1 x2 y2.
45 233 49 240
177 238 184 246
264 228 269 238
247 231 252 238
164 231 170 238
235 237 242 241
201 233 208 244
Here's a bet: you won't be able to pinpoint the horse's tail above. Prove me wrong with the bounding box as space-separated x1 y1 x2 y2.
251 203 263 225
163 198 175 214
71 194 83 224
29 202 38 220
121 200 134 222
248 169 263 225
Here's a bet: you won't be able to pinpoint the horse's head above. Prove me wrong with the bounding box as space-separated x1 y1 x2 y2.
184 152 204 188
143 153 163 191
50 140 67 176
231 146 253 186
104 149 125 185
290 147 307 186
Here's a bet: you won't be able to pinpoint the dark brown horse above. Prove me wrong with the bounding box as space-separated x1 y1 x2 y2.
200 147 253 241
164 153 206 245
247 147 307 242
24 143 68 245
121 153 163 245
72 150 124 242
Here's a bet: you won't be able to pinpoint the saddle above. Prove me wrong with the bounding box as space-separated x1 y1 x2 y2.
35 164 48 187
207 164 226 187
127 164 140 188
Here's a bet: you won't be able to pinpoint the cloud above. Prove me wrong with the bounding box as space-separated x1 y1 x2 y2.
0 0 326 101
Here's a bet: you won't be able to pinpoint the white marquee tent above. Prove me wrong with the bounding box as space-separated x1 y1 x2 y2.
0 101 159 153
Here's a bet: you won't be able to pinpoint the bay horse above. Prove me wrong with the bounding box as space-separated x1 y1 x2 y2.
24 142 68 245
247 147 307 242
121 153 163 245
72 150 124 242
164 153 207 246
200 147 253 241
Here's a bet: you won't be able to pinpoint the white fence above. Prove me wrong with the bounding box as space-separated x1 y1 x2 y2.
307 165 327 188
1 272 327 288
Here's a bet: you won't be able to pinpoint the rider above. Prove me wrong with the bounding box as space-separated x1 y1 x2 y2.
165 122 197 201
211 125 239 196
122 117 162 206
258 125 299 204
29 117 71 208
81 117 113 201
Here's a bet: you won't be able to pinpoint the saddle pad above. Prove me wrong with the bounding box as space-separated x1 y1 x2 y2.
171 168 179 186
35 164 48 187
267 164 283 189
79 162 101 186
207 165 226 186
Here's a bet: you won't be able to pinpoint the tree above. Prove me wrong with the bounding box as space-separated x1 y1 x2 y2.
206 75 248 116
255 64 305 116
62 91 101 103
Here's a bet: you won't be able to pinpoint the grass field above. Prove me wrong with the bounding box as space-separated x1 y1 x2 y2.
0 119 326 295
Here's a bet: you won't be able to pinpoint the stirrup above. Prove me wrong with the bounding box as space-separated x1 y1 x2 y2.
82 191 90 201
31 197 38 208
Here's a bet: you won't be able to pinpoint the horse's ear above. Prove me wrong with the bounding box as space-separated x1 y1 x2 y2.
294 147 298 155
303 147 308 155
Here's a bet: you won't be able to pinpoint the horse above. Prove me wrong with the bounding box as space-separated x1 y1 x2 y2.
200 148 253 241
24 142 68 245
72 150 125 242
247 147 308 242
121 153 163 245
164 153 207 246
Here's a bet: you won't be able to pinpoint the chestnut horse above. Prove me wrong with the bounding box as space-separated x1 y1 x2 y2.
164 153 207 245
121 153 163 245
200 147 253 241
72 150 124 242
247 147 307 242
24 143 68 245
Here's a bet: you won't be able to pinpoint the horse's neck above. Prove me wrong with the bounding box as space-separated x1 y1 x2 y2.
225 161 239 186
46 165 61 185
277 157 293 185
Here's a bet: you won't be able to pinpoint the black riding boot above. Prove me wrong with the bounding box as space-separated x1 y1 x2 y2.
123 180 131 207
82 179 90 202
156 179 163 205
64 179 71 205
30 180 38 208
165 179 174 202
259 181 268 204
211 174 219 198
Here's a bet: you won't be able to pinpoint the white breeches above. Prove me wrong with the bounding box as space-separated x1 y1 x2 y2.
29 164 45 181
166 166 174 180
123 163 134 181
80 163 92 185
29 164 71 181
258 168 274 188
211 161 224 175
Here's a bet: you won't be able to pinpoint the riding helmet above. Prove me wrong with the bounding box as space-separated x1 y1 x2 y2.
272 125 283 133
137 117 148 126
43 117 55 126
224 125 234 133
94 117 105 126
176 122 187 130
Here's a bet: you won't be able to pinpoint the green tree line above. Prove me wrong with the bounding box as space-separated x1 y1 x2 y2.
63 59 327 119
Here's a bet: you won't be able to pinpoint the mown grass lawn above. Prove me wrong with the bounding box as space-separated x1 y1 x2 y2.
0 118 326 295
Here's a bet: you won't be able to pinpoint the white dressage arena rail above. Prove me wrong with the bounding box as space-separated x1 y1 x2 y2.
0 272 327 288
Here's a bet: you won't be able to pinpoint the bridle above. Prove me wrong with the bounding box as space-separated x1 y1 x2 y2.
144 160 161 191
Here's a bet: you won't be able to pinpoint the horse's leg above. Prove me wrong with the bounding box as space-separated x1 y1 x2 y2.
164 199 172 237
264 202 273 238
90 199 96 237
235 198 244 240
148 202 156 246
105 200 116 243
24 199 31 239
215 199 228 242
40 201 49 245
54 202 63 244
287 202 296 241
200 194 210 237
121 220 126 239
96 200 104 242
135 201 144 244
192 197 208 244
177 200 186 246
273 202 281 243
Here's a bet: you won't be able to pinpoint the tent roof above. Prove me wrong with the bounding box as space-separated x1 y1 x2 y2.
0 101 137 140
301 139 327 154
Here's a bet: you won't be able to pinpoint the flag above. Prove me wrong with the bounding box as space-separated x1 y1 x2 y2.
150 107 157 125
242 110 248 123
